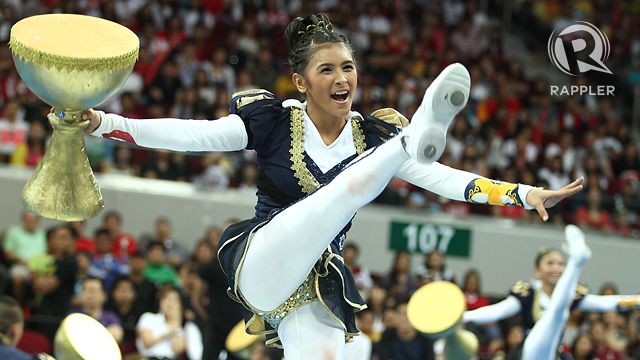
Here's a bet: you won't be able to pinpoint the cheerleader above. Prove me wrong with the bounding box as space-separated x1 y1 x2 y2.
463 225 638 360
83 13 582 359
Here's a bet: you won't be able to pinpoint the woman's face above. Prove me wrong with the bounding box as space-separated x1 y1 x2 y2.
506 326 524 349
195 243 213 263
426 251 443 270
464 273 479 292
296 43 357 122
395 252 410 272
535 251 565 287
574 334 593 356
160 290 182 318
113 280 135 306
370 286 386 306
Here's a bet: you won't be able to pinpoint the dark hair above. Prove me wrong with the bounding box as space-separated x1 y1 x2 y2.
82 276 105 291
94 227 111 238
0 295 22 336
284 13 354 74
103 210 122 223
147 240 166 253
571 331 595 358
462 269 481 292
46 224 71 241
534 247 564 268
344 242 359 253
131 250 146 259
155 216 170 226
157 285 181 305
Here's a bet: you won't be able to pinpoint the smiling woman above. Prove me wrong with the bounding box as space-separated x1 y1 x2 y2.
287 14 358 146
81 12 583 359
463 226 640 360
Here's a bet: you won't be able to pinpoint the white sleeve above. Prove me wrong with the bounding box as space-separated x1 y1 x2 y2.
91 111 248 152
397 160 536 209
184 322 203 360
136 312 154 332
578 295 634 312
462 296 522 324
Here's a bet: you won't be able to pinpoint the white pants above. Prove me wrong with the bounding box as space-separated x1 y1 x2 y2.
238 136 408 312
278 301 346 360
523 258 583 360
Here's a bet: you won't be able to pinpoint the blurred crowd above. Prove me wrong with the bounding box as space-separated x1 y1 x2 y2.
0 0 638 237
2 210 640 359
0 0 639 359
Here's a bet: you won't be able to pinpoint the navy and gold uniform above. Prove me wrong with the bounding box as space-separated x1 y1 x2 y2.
217 90 404 347
509 280 589 333
507 280 589 360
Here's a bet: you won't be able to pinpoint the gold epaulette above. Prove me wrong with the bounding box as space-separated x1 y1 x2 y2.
575 283 590 299
511 281 532 297
232 89 274 109
370 108 409 128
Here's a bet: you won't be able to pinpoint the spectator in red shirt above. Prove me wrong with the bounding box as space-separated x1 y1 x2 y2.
461 269 490 310
574 188 612 231
591 320 623 360
70 221 95 254
102 210 138 258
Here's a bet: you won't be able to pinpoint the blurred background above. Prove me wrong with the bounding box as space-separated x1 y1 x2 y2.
0 0 639 359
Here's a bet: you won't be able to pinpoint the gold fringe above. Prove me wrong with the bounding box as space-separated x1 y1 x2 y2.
289 107 320 194
289 108 367 194
9 35 138 72
351 118 366 155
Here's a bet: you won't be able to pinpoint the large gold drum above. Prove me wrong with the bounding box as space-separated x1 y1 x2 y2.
226 320 262 359
9 14 138 220
407 281 478 360
54 313 122 360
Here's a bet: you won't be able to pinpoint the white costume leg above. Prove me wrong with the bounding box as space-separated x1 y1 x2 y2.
238 64 470 312
278 301 346 360
523 225 591 360
240 137 407 311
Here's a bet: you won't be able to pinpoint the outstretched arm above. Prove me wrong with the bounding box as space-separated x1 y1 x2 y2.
84 109 248 152
462 295 521 324
397 160 583 221
578 294 640 312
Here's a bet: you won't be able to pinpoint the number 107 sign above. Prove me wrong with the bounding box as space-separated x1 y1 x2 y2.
389 220 471 258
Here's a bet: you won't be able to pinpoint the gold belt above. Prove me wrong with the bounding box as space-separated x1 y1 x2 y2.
256 272 318 328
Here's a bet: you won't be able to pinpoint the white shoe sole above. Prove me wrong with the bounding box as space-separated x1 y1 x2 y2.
408 63 470 163
564 224 592 264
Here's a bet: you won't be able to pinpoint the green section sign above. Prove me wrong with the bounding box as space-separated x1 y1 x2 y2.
389 220 471 257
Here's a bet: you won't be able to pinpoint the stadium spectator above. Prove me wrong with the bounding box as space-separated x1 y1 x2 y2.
136 285 203 360
71 277 123 343
102 211 138 259
143 241 180 288
3 211 46 304
87 228 130 291
106 277 141 354
29 225 77 341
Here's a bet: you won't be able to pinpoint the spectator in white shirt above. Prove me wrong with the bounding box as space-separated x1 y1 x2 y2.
136 285 203 360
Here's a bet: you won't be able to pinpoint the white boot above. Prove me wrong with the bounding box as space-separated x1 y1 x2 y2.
564 224 592 267
403 63 470 163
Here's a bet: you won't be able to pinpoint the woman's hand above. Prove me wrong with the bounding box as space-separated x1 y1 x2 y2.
526 177 584 221
82 108 101 132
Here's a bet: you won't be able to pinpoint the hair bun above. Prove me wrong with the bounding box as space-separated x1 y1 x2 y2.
284 13 353 74
284 13 334 49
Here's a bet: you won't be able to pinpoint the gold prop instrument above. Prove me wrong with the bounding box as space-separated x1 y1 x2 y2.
225 320 263 359
9 14 138 220
54 313 121 360
407 281 479 360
